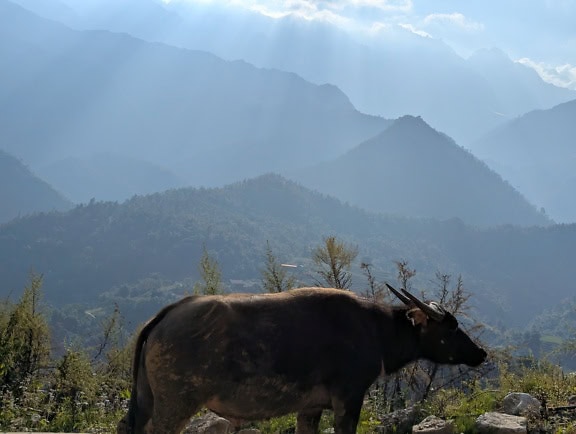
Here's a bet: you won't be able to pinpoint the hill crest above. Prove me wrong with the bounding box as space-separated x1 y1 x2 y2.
287 115 550 228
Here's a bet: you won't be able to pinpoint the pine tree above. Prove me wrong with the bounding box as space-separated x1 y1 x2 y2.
312 236 358 289
193 245 224 295
0 272 50 396
261 241 296 293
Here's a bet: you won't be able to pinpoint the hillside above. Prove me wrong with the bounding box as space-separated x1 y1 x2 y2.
287 116 550 228
0 150 72 223
472 99 576 223
1 173 575 330
0 0 389 198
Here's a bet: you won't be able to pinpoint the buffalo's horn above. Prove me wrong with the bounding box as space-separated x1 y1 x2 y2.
400 288 445 322
385 283 412 306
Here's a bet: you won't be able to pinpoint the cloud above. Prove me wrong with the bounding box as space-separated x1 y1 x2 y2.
517 58 576 90
397 23 430 38
422 12 484 33
165 0 413 22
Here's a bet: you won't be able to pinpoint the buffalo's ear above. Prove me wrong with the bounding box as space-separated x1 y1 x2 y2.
407 308 428 327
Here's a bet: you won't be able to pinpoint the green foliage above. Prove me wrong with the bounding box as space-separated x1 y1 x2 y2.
261 241 296 293
0 278 131 432
357 407 384 434
254 413 297 433
0 272 50 397
312 235 358 289
423 384 500 433
254 412 335 433
498 358 576 407
193 245 225 295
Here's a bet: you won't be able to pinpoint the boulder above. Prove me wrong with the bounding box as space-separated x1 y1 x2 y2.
501 393 541 418
377 405 421 434
185 412 232 434
476 412 527 434
412 415 455 434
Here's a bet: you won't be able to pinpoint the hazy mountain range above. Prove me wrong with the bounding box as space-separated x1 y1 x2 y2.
0 150 72 223
0 0 388 199
11 0 575 145
34 153 187 203
288 115 550 227
472 99 576 223
3 0 571 226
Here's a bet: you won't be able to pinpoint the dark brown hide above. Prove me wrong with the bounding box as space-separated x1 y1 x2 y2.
118 288 486 434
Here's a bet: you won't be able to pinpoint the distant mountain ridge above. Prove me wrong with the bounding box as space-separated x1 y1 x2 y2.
288 116 550 228
0 173 575 329
472 99 576 223
35 153 187 203
0 0 389 200
22 0 575 144
0 150 72 223
465 48 574 121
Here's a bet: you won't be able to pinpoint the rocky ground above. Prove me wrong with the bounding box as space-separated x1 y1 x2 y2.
183 393 576 434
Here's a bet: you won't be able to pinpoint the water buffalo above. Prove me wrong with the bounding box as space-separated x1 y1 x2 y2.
118 285 486 433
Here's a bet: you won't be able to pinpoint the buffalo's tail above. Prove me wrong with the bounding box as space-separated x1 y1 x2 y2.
123 296 199 433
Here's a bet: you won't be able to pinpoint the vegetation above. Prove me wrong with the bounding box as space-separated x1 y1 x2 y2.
0 274 131 432
193 245 225 295
1 240 576 433
261 241 296 293
312 235 358 289
2 174 576 331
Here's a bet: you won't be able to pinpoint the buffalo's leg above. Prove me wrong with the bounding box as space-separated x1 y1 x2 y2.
145 398 201 434
296 410 323 434
331 395 363 434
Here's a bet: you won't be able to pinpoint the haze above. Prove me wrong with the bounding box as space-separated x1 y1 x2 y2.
2 0 576 348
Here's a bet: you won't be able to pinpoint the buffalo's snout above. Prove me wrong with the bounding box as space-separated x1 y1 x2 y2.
469 347 488 367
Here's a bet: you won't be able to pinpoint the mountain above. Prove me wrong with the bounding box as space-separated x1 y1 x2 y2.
1 173 575 330
0 0 389 195
33 0 576 144
0 149 72 223
472 99 576 223
35 153 187 203
465 48 575 124
7 0 76 22
287 116 550 228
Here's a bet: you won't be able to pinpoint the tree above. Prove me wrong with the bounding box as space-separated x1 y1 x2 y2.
261 241 296 293
395 260 416 291
0 272 50 396
366 263 488 414
360 262 386 302
193 245 224 295
312 236 358 289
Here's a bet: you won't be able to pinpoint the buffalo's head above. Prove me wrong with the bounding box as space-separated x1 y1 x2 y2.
386 283 487 367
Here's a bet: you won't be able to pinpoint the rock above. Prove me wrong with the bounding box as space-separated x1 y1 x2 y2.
476 412 527 434
377 405 421 434
412 415 455 434
501 393 541 418
185 412 232 434
236 430 261 434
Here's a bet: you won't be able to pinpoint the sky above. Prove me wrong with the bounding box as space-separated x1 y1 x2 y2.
162 0 576 89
